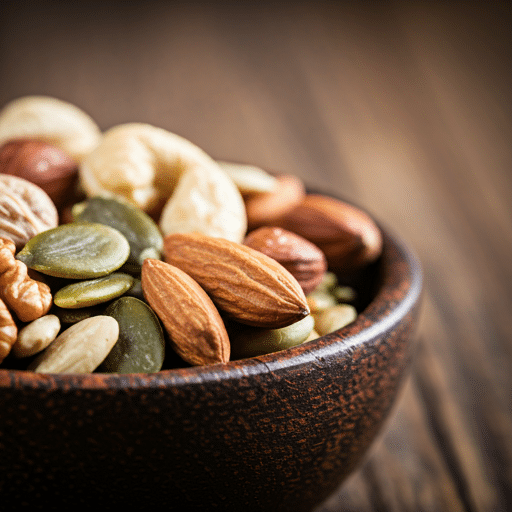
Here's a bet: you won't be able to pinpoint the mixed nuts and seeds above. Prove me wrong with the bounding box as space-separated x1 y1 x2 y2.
0 95 383 374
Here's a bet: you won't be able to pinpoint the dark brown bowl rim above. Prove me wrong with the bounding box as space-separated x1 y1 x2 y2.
0 201 422 390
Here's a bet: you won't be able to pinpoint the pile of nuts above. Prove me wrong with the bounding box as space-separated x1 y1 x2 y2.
0 96 383 374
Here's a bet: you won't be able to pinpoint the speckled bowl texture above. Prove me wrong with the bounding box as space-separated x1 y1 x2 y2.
0 197 422 511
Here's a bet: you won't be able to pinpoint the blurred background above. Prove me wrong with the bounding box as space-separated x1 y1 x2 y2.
1 1 511 510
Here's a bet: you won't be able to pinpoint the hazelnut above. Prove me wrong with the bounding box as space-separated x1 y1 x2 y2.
244 226 327 295
277 194 383 271
0 139 78 207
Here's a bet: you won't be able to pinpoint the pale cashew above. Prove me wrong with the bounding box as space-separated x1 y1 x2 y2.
80 123 247 243
0 96 101 163
216 161 278 195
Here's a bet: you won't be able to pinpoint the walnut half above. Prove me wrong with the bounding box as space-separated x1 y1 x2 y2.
0 298 17 364
0 237 52 323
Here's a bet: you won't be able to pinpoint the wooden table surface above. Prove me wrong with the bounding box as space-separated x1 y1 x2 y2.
1 1 511 510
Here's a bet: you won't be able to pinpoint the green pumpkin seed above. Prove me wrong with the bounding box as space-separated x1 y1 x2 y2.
332 285 357 303
123 278 146 302
53 272 135 309
73 197 163 273
51 304 106 324
16 222 130 279
229 314 315 359
99 296 165 374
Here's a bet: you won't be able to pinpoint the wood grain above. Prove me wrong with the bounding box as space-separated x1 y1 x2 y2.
1 1 511 510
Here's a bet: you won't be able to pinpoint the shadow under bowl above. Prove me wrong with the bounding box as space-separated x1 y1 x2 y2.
0 199 422 511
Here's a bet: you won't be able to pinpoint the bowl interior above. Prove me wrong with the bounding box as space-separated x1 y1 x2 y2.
0 212 422 390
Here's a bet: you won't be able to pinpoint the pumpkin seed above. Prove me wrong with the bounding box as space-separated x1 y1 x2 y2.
73 196 163 273
53 272 135 309
16 222 130 279
332 285 357 303
99 296 165 373
229 314 315 359
313 304 357 336
315 271 338 291
306 290 337 313
123 277 146 302
51 304 106 324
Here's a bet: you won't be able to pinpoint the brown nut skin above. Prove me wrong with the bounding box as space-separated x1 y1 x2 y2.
244 174 305 230
0 139 78 208
163 232 309 329
244 226 327 295
277 194 383 272
141 258 230 366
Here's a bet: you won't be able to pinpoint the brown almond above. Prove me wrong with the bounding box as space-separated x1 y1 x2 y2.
277 194 383 271
244 226 327 295
163 232 309 329
244 174 305 230
141 258 230 366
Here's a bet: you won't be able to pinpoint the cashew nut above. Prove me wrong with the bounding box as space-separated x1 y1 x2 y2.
80 123 247 243
0 96 101 162
216 160 278 195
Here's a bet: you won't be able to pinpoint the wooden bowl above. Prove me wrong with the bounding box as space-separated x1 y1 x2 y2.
0 199 422 511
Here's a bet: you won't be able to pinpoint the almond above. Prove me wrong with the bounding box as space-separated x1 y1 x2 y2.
244 226 327 295
141 258 230 366
277 194 383 271
163 232 309 329
244 174 305 230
